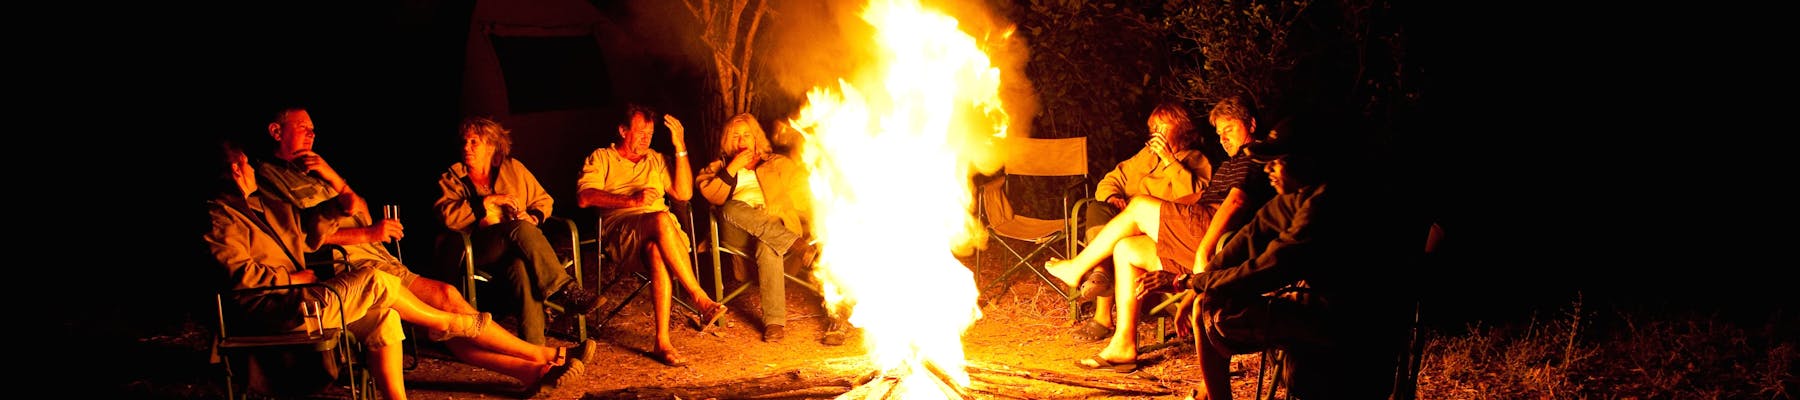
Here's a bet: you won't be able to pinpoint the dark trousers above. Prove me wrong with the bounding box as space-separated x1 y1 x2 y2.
469 219 571 345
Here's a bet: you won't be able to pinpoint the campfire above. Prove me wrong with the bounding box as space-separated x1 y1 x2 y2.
597 1 1174 398
785 0 1016 398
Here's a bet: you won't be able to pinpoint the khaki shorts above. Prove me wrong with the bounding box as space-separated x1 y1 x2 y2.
1155 202 1217 271
602 211 690 272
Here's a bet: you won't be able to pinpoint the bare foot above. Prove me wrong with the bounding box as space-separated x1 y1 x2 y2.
1045 258 1084 287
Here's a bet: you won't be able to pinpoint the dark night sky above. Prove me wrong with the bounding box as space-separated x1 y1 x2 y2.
59 0 1790 339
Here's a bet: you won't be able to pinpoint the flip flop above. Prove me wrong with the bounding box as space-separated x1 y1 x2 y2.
696 303 730 332
1075 355 1138 373
1071 321 1112 342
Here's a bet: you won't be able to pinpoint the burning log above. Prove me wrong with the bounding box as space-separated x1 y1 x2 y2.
964 360 1172 395
585 357 1172 399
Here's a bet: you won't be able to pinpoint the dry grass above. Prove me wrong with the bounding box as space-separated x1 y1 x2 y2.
1417 295 1795 400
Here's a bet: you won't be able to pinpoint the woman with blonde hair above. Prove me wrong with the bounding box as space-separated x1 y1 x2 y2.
695 113 820 343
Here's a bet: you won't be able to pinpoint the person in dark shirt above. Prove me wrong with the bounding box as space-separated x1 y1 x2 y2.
1137 118 1413 399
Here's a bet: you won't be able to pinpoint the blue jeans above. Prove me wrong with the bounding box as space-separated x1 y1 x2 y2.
720 200 801 327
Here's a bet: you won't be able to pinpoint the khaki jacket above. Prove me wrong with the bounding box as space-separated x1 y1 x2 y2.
696 153 812 233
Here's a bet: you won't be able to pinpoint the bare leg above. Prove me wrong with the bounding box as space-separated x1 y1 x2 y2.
369 343 407 400
411 277 558 372
1196 327 1233 400
646 244 677 354
445 345 552 384
407 277 476 314
378 278 559 373
1097 236 1159 361
1048 196 1167 286
653 213 717 308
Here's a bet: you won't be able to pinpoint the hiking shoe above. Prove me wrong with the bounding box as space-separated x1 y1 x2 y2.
763 324 786 343
549 284 606 315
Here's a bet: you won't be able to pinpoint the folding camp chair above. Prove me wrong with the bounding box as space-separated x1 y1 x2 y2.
699 206 822 313
973 136 1088 321
438 215 589 343
1251 222 1444 400
214 247 369 400
594 199 710 329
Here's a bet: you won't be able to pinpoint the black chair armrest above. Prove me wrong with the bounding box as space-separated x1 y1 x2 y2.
215 282 345 340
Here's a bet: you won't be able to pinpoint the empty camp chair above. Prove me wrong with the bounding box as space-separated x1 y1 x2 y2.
973 135 1089 321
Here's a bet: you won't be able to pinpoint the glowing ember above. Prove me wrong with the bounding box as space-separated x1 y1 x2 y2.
788 0 1018 398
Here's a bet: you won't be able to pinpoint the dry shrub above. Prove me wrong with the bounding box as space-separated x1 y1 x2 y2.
1419 295 1796 399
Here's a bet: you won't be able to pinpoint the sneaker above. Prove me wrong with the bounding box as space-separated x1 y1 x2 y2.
548 284 606 315
763 324 786 343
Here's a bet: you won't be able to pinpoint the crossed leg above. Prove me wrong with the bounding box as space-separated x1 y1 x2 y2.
1047 195 1167 287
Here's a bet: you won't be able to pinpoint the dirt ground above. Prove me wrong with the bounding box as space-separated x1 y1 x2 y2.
119 246 1290 400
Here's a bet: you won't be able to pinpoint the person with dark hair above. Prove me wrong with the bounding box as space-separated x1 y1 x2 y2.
1069 101 1217 342
206 138 584 399
576 103 727 366
1136 119 1411 399
433 116 603 345
695 114 819 343
1046 94 1277 371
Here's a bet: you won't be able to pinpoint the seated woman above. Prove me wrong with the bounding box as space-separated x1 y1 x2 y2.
696 114 819 343
433 116 603 344
204 139 584 399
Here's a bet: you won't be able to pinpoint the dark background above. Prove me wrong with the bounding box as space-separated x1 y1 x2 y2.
57 0 1788 369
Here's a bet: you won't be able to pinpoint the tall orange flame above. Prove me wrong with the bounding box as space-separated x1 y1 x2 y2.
788 0 1017 397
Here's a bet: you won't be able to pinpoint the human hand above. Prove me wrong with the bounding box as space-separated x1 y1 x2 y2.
290 268 318 284
1107 195 1129 210
370 219 405 242
1147 134 1172 165
1135 270 1186 300
665 114 686 153
292 150 343 185
637 187 663 207
727 147 757 173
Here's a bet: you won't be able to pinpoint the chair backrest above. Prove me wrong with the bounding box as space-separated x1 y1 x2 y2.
999 136 1087 177
980 136 1089 239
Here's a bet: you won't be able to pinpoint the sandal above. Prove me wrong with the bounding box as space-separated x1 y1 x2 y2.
1071 320 1112 342
1074 355 1138 373
696 302 730 332
1076 268 1114 301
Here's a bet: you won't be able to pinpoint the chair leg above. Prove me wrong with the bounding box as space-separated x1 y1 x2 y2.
596 273 651 329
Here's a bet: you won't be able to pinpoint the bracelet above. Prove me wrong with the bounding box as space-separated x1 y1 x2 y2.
676 151 688 157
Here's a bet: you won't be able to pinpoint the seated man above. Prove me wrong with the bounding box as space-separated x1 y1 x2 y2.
576 103 728 367
1137 126 1413 399
206 139 583 399
255 106 596 364
696 114 819 343
1048 95 1274 368
1072 101 1215 342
